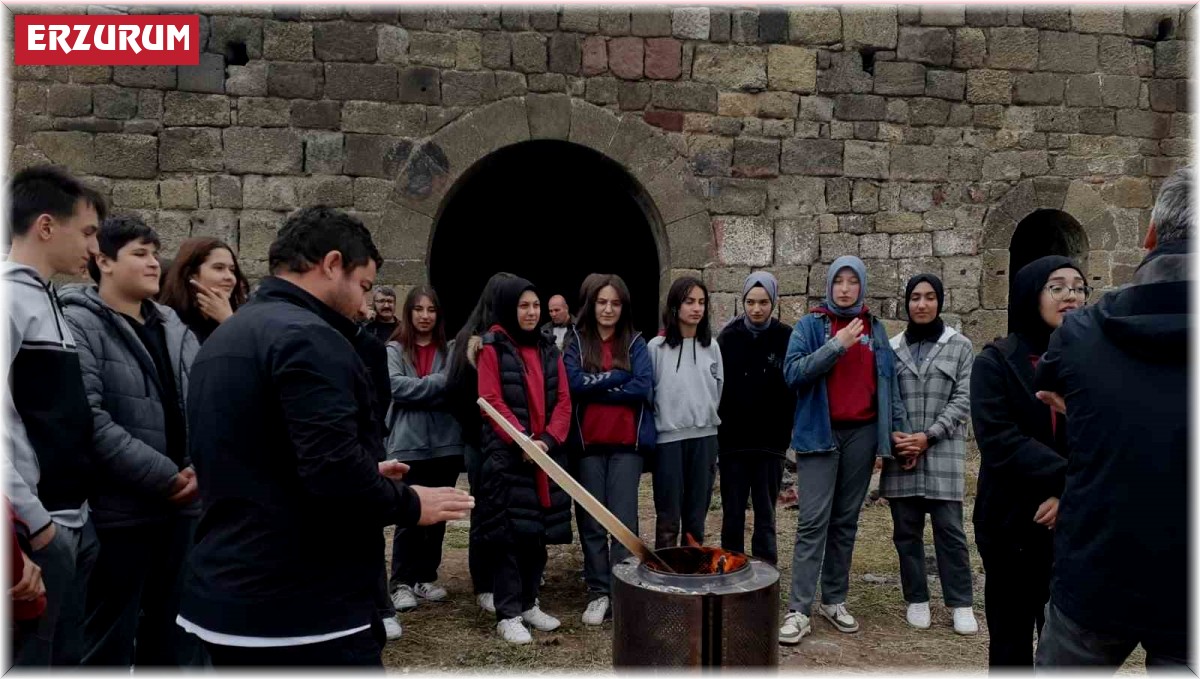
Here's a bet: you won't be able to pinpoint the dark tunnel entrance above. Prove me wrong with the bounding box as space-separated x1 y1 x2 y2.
429 140 663 338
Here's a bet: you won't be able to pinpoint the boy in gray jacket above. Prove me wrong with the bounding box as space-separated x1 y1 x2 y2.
4 165 105 666
60 215 203 667
647 277 723 548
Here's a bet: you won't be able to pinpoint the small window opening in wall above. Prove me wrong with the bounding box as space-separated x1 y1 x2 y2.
224 41 249 66
859 48 877 76
1156 18 1175 41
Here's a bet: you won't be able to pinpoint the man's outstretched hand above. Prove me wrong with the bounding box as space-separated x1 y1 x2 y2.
379 460 410 480
412 486 474 526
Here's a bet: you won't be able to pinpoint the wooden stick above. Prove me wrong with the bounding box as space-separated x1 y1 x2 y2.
477 397 673 573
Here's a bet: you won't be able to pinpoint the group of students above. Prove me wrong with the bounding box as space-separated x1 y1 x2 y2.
3 161 1189 670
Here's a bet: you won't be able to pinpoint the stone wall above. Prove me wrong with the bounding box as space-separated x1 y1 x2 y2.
6 4 1193 343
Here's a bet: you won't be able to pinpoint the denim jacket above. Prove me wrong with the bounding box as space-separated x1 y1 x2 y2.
783 312 909 457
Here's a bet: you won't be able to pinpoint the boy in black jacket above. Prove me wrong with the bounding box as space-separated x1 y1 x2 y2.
716 273 795 564
176 207 472 666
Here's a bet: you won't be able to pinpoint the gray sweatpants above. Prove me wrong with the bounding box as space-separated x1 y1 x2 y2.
653 436 718 549
17 519 99 667
576 448 643 597
787 423 877 614
889 497 973 608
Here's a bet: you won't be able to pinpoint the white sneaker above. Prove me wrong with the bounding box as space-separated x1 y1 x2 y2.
414 582 447 601
391 585 417 612
497 617 532 644
779 611 811 645
477 592 495 613
952 607 979 635
906 602 931 629
522 605 561 632
382 616 403 640
819 603 860 633
581 596 610 626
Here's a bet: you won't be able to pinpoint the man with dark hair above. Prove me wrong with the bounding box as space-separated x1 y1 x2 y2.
58 215 204 667
176 206 473 666
1033 168 1191 670
364 286 399 344
3 164 105 666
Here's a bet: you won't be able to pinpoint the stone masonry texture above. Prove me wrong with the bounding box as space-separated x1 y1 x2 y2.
10 4 1193 347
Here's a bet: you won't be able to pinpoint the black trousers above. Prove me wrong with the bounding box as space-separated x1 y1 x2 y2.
653 436 718 548
389 456 462 588
978 539 1052 667
204 619 385 668
493 542 547 622
464 446 493 596
1035 601 1190 670
82 516 205 667
718 453 783 564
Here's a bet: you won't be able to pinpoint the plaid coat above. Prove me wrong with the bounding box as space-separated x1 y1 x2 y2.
879 326 973 501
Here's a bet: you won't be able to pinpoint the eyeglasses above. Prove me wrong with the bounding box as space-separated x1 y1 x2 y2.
1043 284 1092 301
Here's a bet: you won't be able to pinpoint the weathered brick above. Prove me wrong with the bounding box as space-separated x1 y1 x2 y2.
263 20 313 61
343 134 411 178
716 216 773 266
909 97 951 126
986 27 1039 70
340 101 425 136
581 36 608 76
377 25 411 64
842 6 898 49
1013 73 1065 105
672 7 710 40
925 70 965 100
631 10 673 37
843 140 889 179
767 45 816 93
890 145 948 180
304 131 345 174
730 10 759 45
409 32 457 68
158 128 223 172
788 7 841 45
897 27 953 66
324 64 398 101
237 97 291 127
966 69 1011 104
692 45 767 91
876 211 924 233
731 137 780 178
874 62 926 96
512 33 549 73
1155 41 1189 78
891 232 933 258
1100 74 1140 108
600 8 632 36
1065 74 1102 107
1023 7 1071 31
781 138 842 175
645 38 683 80
267 62 321 99
688 135 734 176
1071 7 1124 34
835 94 887 120
650 82 718 113
223 127 304 174
953 27 987 69
548 33 582 75
94 134 158 178
1038 31 1098 73
561 7 601 33
775 218 819 264
1116 109 1172 139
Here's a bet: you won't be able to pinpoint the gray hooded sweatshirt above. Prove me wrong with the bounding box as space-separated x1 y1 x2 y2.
2 261 93 533
647 335 724 444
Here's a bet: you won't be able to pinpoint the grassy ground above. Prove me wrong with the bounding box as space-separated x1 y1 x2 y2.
382 451 1145 673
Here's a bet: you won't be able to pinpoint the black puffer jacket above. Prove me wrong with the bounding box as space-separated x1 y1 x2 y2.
472 331 572 547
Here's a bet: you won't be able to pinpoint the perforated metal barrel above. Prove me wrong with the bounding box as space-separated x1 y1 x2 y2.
611 548 780 667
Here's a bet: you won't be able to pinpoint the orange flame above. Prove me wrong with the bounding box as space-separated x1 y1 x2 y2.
647 536 750 575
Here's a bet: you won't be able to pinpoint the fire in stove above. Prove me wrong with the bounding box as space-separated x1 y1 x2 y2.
644 534 750 576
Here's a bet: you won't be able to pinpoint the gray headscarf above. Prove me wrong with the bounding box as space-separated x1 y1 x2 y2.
740 271 779 337
824 255 868 318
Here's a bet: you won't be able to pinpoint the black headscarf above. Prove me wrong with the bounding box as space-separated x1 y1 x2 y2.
903 273 945 345
1008 255 1084 354
489 275 541 346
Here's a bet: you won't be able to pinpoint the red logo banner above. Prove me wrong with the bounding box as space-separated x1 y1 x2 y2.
13 15 200 66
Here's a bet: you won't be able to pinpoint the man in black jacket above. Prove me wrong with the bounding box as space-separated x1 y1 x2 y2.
176 207 472 667
1033 169 1191 670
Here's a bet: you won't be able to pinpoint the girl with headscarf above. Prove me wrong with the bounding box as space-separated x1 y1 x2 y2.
970 255 1086 667
880 274 978 635
473 276 573 645
778 255 908 645
715 272 795 565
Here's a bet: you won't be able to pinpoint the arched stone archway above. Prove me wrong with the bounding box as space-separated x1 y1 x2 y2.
979 179 1115 310
377 97 712 331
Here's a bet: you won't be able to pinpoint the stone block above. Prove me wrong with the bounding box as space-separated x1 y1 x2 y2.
874 61 926 96
692 45 767 91
113 66 177 89
860 233 889 258
775 218 819 265
324 64 398 101
842 6 898 49
1100 74 1140 108
267 62 322 99
688 135 733 176
986 27 1039 70
756 91 798 118
242 175 297 210
189 210 239 250
1098 35 1138 75
1013 73 1065 105
924 70 965 100
890 145 948 181
157 128 223 172
1116 109 1171 139
618 80 652 110
781 139 842 176
208 15 264 59
835 94 887 120
767 45 816 93
93 86 139 120
549 33 582 75
112 181 158 209
225 61 268 98
287 100 339 130
512 33 549 73
757 7 787 43
297 176 354 208
707 177 766 215
604 37 643 80
314 21 378 63
966 69 1011 104
1071 7 1124 34
237 97 291 127
645 38 683 80
650 82 718 113
731 9 759 45
839 214 873 234
909 97 950 126
965 7 1007 27
632 9 673 37
1125 7 1179 39
731 137 780 178
1078 108 1115 134
223 127 304 174
1038 31 1098 73
584 77 619 106
921 6 965 27
174 52 226 95
1023 7 1070 31
933 229 979 256
898 27 953 66
820 232 860 261
440 71 497 106
1149 79 1179 113
818 51 874 94
409 32 456 68
600 7 632 36
710 8 731 42
580 36 607 76
303 131 345 175
953 27 987 69
788 7 840 45
876 211 924 233
338 101 422 136
843 140 889 179
800 95 834 121
264 20 313 61
94 134 157 178
1155 41 1189 78
560 7 600 33
1065 74 1102 107
672 7 710 40
890 232 932 258
163 92 230 127
767 176 826 217
343 133 411 178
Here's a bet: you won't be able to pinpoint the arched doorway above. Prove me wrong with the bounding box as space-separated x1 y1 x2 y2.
429 140 662 337
1008 208 1088 299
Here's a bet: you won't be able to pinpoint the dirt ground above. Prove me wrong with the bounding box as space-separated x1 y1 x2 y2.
381 452 1146 673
